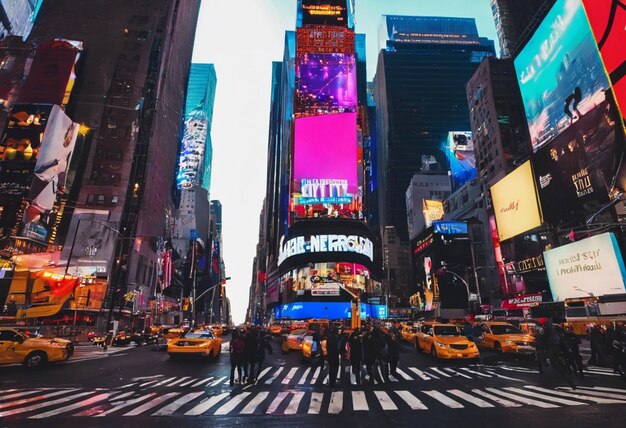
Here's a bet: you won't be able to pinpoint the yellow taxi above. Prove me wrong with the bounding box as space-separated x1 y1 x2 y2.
167 329 222 360
209 325 223 337
0 327 74 368
281 328 308 353
162 326 186 340
400 323 419 345
269 324 283 335
477 322 535 355
415 322 480 359
301 333 327 360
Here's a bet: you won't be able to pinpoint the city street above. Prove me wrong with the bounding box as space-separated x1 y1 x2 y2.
1 337 625 427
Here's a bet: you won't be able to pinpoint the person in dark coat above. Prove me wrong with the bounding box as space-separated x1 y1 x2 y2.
229 330 245 385
363 327 383 384
589 324 606 366
244 329 259 384
311 329 325 371
253 330 273 381
348 328 363 384
385 325 400 379
564 325 583 376
326 328 340 387
535 319 550 374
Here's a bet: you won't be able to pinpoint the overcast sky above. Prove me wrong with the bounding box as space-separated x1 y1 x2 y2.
192 0 499 324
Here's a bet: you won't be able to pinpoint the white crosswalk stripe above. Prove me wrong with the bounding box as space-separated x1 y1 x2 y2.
152 392 205 416
94 393 157 417
444 368 472 379
124 392 181 416
374 391 398 411
0 389 81 412
310 366 321 384
460 367 491 377
265 367 284 385
576 386 626 394
395 367 413 380
240 391 269 414
29 393 114 419
214 392 251 415
395 390 428 410
297 367 311 385
255 367 273 383
428 367 451 378
471 389 520 407
558 387 626 401
167 376 191 387
352 391 368 411
408 367 433 380
524 386 626 404
191 377 214 387
308 392 324 414
180 378 199 387
266 391 289 414
284 391 305 415
447 389 494 408
503 387 586 406
328 391 343 414
0 390 91 417
282 367 299 384
208 376 227 387
422 390 464 408
485 388 558 408
0 390 44 404
184 392 229 416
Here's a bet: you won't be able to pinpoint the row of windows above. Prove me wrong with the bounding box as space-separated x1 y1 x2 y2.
86 194 119 206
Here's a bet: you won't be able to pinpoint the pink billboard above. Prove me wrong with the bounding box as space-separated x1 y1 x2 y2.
292 113 358 215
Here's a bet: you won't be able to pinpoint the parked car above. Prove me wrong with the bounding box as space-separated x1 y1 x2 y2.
0 327 73 368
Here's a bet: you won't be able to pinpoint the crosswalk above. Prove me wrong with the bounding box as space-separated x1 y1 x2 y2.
0 385 624 418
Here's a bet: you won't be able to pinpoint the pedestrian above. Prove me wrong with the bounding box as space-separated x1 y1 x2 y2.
563 325 583 376
326 328 340 387
535 319 550 374
229 330 245 385
385 324 400 379
589 324 606 366
254 331 273 381
311 328 325 371
244 328 258 384
363 326 383 384
348 328 363 384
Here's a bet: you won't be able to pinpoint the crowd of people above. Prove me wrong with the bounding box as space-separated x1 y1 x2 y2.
228 328 273 386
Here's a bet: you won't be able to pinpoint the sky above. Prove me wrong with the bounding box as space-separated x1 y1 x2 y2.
192 0 500 324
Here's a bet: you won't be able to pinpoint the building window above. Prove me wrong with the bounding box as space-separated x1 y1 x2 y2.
111 195 119 205
86 195 94 205
97 195 105 205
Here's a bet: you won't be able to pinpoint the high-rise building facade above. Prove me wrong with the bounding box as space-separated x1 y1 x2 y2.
490 0 549 58
0 0 43 39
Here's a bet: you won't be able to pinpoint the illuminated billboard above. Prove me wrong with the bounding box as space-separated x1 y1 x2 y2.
301 0 348 27
295 53 357 117
544 232 626 301
445 131 477 189
422 199 444 228
177 109 208 190
296 26 355 55
490 161 542 241
514 0 614 153
292 113 359 217
583 0 626 121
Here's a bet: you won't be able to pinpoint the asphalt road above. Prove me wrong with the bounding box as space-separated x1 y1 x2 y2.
1 336 625 428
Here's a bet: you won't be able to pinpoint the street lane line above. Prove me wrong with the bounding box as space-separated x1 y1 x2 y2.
460 368 491 377
503 387 586 406
428 368 451 378
284 391 305 415
310 367 321 384
485 388 558 408
422 390 464 409
167 376 191 387
191 377 214 387
0 391 91 417
213 392 251 415
255 367 272 383
584 369 620 377
180 378 199 387
265 391 289 414
328 391 343 414
471 389 521 407
447 390 494 408
577 386 626 394
123 392 180 416
139 380 161 388
308 392 324 414
395 390 428 410
94 393 157 416
444 368 472 379
208 376 227 387
396 367 413 380
558 388 626 401
265 367 283 385
0 389 79 410
351 391 368 411
586 366 616 372
282 367 299 384
525 386 626 404
374 391 398 411
408 367 433 380
150 377 178 388
118 382 138 389
297 367 311 385
152 392 204 416
184 392 229 416
0 390 44 402
29 393 113 419
240 391 269 414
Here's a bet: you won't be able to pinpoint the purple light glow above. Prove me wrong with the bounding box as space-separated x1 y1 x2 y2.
296 53 356 113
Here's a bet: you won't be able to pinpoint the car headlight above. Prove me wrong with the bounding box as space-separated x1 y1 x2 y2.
435 342 446 348
468 342 477 348
49 341 66 348
505 340 516 346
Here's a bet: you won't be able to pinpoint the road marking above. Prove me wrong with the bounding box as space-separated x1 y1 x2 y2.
265 367 283 385
351 391 368 411
471 389 521 407
139 380 161 388
118 382 138 389
256 367 272 383
444 368 472 379
167 376 191 387
558 387 626 401
152 392 204 416
460 367 491 377
150 377 177 388
328 391 343 414
308 392 324 414
485 388 558 408
310 367 321 384
29 393 113 419
131 375 164 381
350 369 357 385
408 367 432 380
524 386 626 404
108 391 135 401
94 393 157 416
374 391 398 411
388 374 399 382
376 367 385 384
0 390 91 417
428 368 451 378
213 392 251 415
483 370 524 382
447 390 494 408
586 366 616 372
240 391 269 414
394 390 428 410
576 386 626 394
123 392 180 416
265 391 289 414
297 367 311 385
284 391 305 415
0 389 79 411
584 368 620 377
500 365 538 373
422 390 464 409
282 367 299 384
184 392 229 416
0 390 44 402
191 377 214 387
208 376 227 387
323 375 329 385
504 387 586 406
180 378 199 387
395 368 413 380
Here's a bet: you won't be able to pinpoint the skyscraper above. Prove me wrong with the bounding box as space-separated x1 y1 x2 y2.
490 0 552 58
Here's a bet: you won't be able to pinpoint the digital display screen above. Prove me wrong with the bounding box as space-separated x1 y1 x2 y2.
177 111 208 190
296 53 357 116
273 301 387 320
445 131 477 189
301 0 348 27
514 0 614 153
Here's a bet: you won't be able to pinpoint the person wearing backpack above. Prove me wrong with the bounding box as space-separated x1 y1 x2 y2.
229 330 245 386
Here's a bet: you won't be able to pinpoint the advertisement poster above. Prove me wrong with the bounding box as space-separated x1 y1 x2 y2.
583 0 626 121
422 199 444 228
490 161 543 241
177 109 208 190
296 26 355 55
23 105 79 242
301 0 348 27
445 131 477 189
514 0 614 153
310 278 341 296
544 232 626 301
6 270 79 319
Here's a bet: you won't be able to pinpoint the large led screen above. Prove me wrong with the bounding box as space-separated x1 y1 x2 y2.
301 0 348 27
445 131 477 189
490 161 542 242
583 0 626 121
292 112 358 210
544 232 626 301
295 53 357 116
515 0 614 153
177 110 208 190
